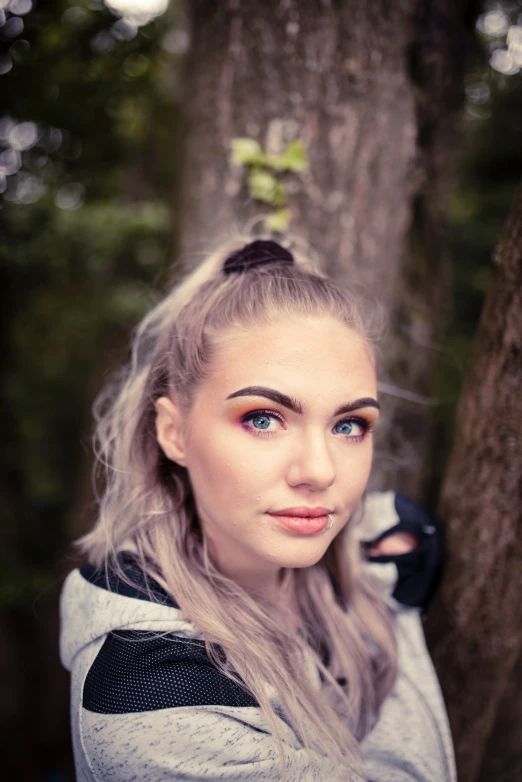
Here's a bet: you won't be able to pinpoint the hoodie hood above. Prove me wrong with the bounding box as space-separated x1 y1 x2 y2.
59 553 205 672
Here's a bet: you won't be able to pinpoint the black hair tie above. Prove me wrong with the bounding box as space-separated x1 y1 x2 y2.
222 240 294 275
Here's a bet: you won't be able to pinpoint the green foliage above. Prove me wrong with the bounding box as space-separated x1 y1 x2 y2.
247 168 286 207
230 138 264 167
231 137 308 173
231 136 309 230
264 208 292 232
269 139 308 173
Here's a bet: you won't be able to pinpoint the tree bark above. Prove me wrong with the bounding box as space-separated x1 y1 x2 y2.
424 180 522 782
477 647 522 782
178 0 479 494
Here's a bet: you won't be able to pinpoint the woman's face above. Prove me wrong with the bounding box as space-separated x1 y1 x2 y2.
155 315 379 596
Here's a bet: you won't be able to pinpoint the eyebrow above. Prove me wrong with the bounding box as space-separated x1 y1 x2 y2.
225 386 380 416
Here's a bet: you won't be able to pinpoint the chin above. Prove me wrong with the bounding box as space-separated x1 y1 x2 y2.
275 549 327 570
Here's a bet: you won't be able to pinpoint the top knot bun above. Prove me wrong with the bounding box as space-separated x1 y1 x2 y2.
222 240 294 275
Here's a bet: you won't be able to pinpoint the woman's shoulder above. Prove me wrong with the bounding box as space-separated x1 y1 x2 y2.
58 551 205 674
79 551 179 607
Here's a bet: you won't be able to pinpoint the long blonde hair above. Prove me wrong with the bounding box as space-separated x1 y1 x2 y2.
75 234 398 780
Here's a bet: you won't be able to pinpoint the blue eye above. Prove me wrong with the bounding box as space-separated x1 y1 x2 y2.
241 410 283 437
334 419 366 437
250 414 272 430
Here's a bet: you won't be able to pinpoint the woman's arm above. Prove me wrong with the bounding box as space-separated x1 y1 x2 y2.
358 491 444 614
364 530 419 556
78 689 365 782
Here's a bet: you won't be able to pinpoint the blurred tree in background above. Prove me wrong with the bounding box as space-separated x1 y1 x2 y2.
0 0 521 779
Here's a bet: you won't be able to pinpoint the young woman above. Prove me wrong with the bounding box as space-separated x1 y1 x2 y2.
59 238 456 781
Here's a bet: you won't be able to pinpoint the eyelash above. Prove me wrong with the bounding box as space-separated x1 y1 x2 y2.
240 408 374 443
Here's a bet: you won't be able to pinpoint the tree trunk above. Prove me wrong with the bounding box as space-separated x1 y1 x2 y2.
424 180 522 782
178 0 480 494
476 647 522 782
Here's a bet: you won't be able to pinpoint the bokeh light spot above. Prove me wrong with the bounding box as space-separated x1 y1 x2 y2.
61 7 90 27
8 121 38 151
14 172 46 203
0 54 12 74
55 182 85 210
490 48 519 75
111 18 137 41
0 148 22 175
123 53 149 77
10 0 33 15
477 10 510 37
161 28 189 55
0 15 24 39
104 0 169 27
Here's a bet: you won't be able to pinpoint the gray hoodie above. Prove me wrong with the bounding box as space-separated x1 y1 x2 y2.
59 491 457 781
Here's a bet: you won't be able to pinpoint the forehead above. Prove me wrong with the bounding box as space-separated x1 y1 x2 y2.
207 316 376 398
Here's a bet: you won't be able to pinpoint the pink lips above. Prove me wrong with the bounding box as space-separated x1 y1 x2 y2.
268 508 332 535
270 506 332 518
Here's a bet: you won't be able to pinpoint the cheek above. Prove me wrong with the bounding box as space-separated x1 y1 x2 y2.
186 429 268 504
339 444 373 495
187 438 229 495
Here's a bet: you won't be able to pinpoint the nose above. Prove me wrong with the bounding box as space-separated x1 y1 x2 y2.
286 426 336 490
